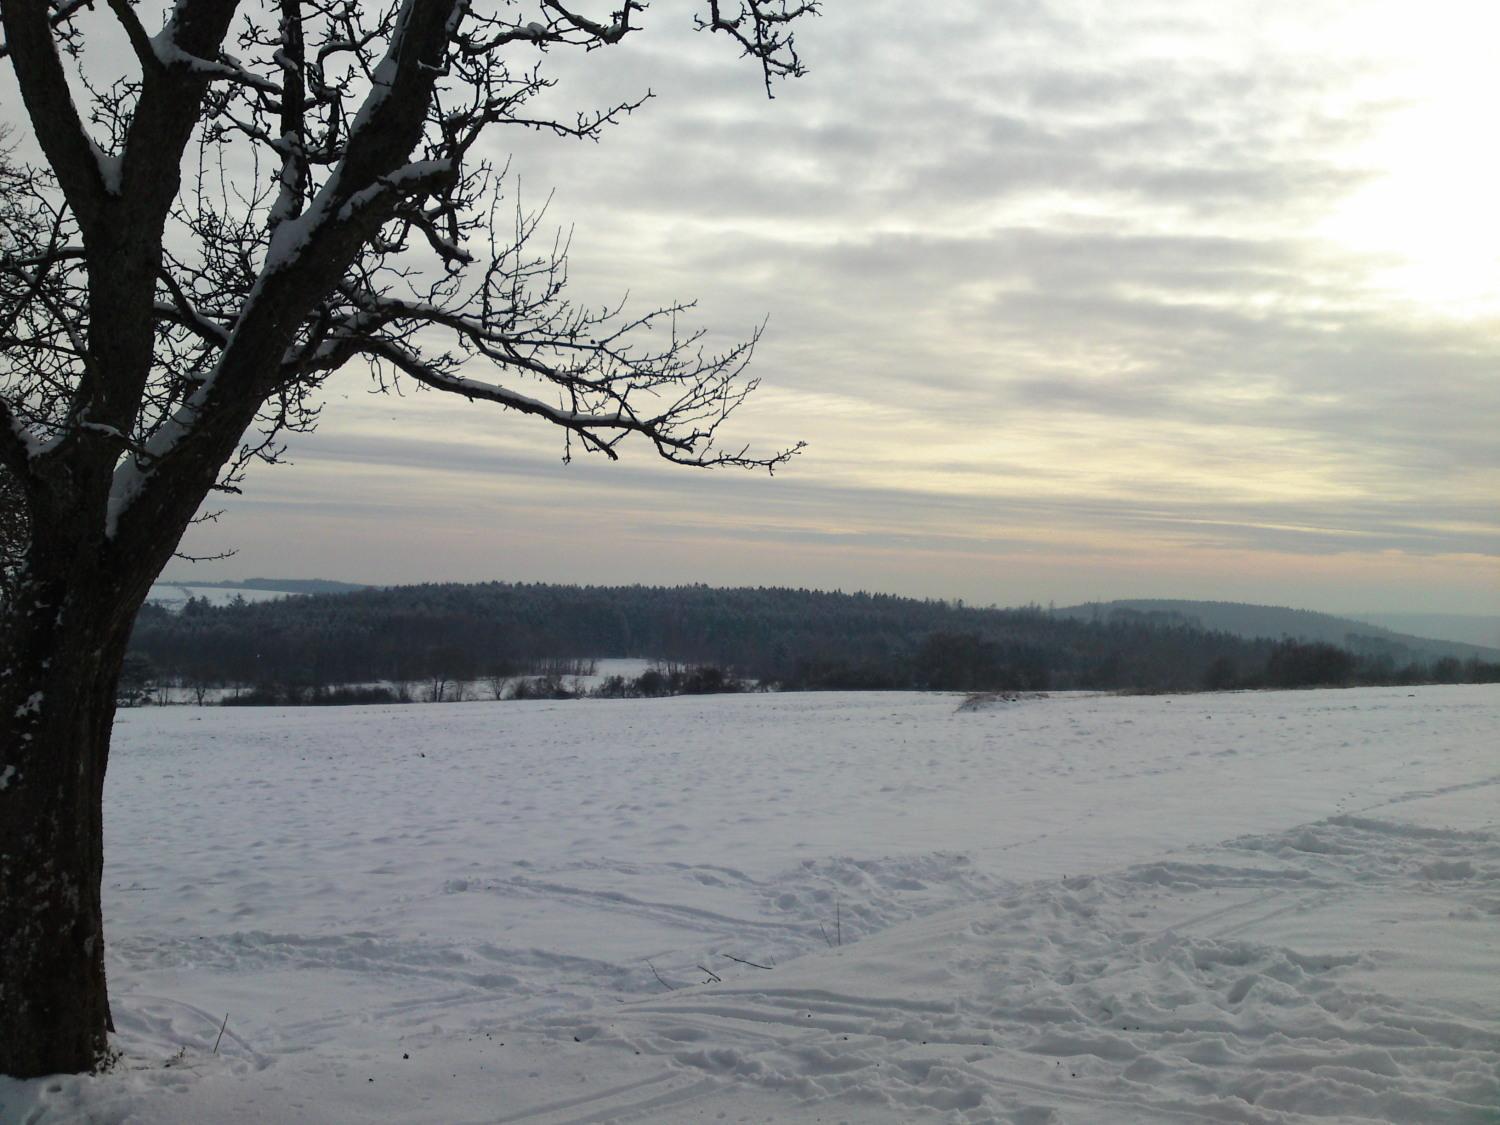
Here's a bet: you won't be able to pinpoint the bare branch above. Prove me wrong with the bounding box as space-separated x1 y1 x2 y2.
350 336 659 461
0 0 90 60
151 299 230 348
542 0 641 45
0 0 112 225
155 47 282 93
103 0 165 78
698 0 819 97
6 0 812 567
268 0 309 231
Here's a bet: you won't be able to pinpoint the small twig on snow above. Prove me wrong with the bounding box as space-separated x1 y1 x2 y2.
696 964 722 983
212 1013 229 1054
646 960 676 991
721 953 773 970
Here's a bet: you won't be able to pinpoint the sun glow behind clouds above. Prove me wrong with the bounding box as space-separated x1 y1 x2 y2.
136 0 1497 613
1322 4 1500 314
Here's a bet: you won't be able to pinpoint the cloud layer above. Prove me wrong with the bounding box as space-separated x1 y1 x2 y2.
97 0 1500 609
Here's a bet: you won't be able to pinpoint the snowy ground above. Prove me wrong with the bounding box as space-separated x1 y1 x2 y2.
3 686 1497 1123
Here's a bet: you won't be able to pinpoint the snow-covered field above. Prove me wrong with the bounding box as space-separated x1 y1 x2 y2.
3 686 1497 1123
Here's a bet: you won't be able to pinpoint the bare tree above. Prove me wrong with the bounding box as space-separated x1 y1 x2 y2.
0 0 815 1077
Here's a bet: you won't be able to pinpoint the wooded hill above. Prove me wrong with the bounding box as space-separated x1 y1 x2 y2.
1057 599 1498 664
126 582 1500 698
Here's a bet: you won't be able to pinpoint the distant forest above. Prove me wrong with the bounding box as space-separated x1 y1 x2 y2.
1055 599 1494 664
125 583 1500 701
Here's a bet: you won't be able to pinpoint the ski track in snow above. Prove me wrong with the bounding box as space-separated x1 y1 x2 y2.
540 814 1500 1124
1 685 1496 1123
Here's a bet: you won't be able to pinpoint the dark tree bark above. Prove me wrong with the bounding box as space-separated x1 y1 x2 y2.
0 463 24 600
0 0 814 1077
1 574 138 1075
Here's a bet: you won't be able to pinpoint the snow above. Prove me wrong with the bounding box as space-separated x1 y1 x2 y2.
334 160 460 223
145 583 296 609
5 400 55 458
86 138 123 196
105 391 217 538
148 36 281 93
1 685 1496 1122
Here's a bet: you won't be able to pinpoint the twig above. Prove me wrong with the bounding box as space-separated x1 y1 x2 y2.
818 922 833 948
646 960 676 991
696 964 722 983
721 953 773 970
212 1013 229 1055
836 898 841 947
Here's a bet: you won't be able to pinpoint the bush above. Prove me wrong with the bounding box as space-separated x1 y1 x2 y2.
221 683 402 706
1465 658 1500 684
591 674 636 699
1202 656 1240 691
1265 641 1355 689
313 685 402 705
506 674 579 700
675 664 746 694
588 664 748 699
220 685 287 706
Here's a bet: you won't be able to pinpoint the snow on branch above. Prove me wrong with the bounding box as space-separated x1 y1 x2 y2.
697 0 820 97
4 0 814 551
0 396 41 472
152 39 283 93
541 0 641 45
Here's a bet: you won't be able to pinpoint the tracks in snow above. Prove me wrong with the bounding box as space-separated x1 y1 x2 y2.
503 815 1500 1123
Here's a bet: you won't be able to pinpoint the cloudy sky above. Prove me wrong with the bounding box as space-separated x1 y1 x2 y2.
162 0 1496 612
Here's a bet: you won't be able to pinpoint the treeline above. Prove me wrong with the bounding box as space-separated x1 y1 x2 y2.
1058 599 1493 665
198 660 752 706
125 582 1500 700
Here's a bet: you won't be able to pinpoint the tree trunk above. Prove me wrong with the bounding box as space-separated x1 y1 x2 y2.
0 575 134 1077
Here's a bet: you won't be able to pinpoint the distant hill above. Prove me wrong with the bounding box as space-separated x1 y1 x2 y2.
155 577 370 595
147 577 373 612
1056 599 1500 664
1346 612 1500 651
128 582 1500 696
